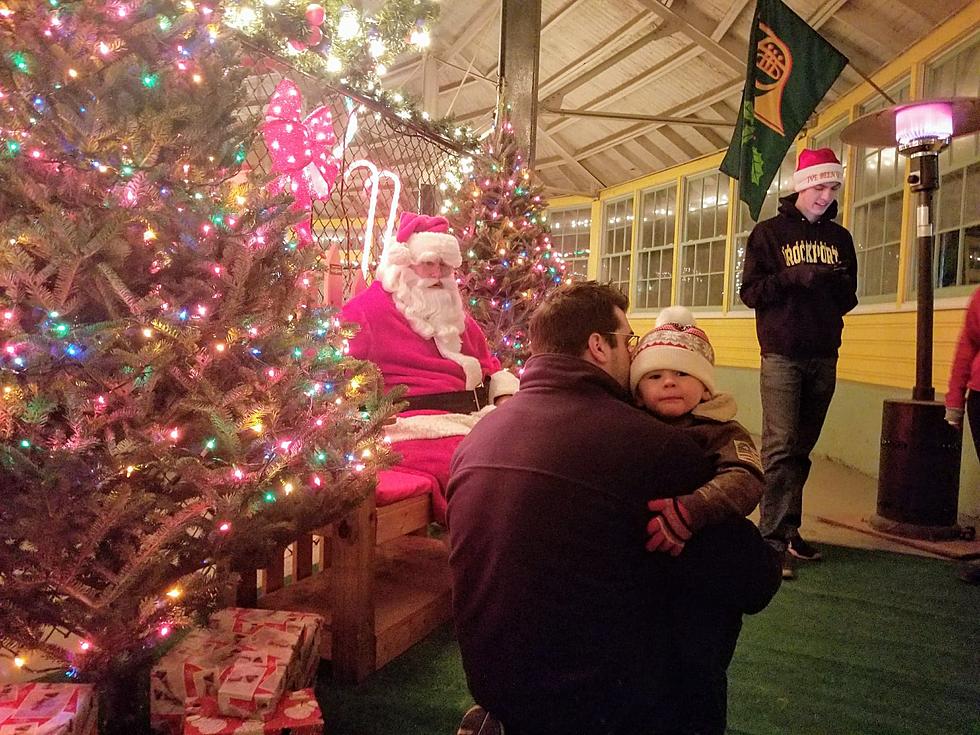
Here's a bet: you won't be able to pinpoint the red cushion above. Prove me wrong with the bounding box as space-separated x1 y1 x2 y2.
375 468 438 507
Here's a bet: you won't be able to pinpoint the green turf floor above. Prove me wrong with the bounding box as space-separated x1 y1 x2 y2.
315 545 980 735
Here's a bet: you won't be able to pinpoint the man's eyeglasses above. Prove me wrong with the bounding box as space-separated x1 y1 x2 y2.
601 332 639 352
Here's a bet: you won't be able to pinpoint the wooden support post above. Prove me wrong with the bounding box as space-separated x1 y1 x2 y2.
331 490 378 683
265 547 285 594
295 533 314 581
499 0 542 165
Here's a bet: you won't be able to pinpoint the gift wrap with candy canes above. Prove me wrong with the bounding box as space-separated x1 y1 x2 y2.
0 682 97 735
151 609 324 734
182 688 322 735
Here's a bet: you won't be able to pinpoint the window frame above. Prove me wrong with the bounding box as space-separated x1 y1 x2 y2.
678 171 729 310
633 182 678 313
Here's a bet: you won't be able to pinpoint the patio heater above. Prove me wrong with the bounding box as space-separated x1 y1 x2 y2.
841 97 980 539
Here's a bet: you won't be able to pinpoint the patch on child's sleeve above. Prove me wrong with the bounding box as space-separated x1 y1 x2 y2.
734 440 763 472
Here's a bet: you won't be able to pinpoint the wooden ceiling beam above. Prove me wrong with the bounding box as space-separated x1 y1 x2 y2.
538 127 608 189
634 0 744 73
542 45 704 137
539 14 666 101
657 127 703 160
712 0 753 41
631 135 678 170
536 79 743 170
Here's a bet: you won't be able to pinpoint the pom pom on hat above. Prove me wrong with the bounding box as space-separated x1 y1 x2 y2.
381 212 462 269
629 305 716 395
793 148 843 192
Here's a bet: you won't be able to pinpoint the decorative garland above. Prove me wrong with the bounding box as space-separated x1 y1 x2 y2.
224 0 482 151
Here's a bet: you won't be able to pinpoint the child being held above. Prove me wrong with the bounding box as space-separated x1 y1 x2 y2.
630 306 764 556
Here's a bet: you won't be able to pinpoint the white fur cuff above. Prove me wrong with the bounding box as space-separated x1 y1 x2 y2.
488 369 520 404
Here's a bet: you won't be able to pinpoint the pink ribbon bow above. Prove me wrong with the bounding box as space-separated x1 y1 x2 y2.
261 79 340 241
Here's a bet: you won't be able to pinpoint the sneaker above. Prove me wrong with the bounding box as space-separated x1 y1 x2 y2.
780 551 796 580
787 534 822 561
457 705 505 735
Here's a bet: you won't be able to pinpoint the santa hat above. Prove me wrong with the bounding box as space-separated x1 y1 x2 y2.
629 306 716 396
379 212 462 270
793 148 843 192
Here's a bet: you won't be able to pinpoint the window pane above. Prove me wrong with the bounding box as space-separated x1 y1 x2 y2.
686 179 702 241
882 244 900 294
865 248 883 296
965 226 980 285
548 204 592 279
884 192 903 244
708 274 724 306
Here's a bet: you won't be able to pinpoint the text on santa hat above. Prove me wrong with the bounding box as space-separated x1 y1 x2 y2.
798 170 840 186
781 240 842 267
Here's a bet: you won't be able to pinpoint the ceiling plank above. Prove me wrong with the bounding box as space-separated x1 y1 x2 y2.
539 127 608 189
657 127 703 159
808 0 850 28
634 0 744 73
382 3 497 86
536 79 743 170
542 0 588 30
543 45 704 137
631 135 678 170
443 2 499 60
712 0 753 41
539 14 666 101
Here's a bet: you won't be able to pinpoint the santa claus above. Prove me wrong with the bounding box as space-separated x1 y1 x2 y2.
341 212 519 522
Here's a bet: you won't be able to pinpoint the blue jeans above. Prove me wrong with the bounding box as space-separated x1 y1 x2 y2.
758 355 838 549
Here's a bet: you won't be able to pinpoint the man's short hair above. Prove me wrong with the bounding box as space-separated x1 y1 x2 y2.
529 281 629 356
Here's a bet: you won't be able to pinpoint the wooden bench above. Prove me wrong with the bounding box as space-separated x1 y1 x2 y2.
236 470 451 683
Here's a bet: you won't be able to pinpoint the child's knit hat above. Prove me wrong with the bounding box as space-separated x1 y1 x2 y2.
630 306 716 395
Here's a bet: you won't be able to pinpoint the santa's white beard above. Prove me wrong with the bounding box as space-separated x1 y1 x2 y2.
391 269 466 341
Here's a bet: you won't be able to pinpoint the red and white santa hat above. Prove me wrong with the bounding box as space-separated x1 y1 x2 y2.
379 212 462 270
793 147 844 192
629 305 716 396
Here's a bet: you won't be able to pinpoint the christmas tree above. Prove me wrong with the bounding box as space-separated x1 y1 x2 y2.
447 120 568 371
0 0 397 690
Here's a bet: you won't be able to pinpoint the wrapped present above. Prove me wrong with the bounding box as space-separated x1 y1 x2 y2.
214 652 286 719
151 628 288 721
151 629 240 721
208 609 323 690
0 682 97 735
182 688 322 735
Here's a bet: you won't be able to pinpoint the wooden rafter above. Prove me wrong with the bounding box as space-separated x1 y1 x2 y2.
536 79 743 170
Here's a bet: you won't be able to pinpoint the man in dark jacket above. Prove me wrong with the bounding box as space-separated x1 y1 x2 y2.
740 148 859 580
447 282 781 735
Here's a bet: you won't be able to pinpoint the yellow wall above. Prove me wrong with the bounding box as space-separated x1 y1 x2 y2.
550 1 980 392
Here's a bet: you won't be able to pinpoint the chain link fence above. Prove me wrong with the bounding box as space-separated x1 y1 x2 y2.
240 55 466 298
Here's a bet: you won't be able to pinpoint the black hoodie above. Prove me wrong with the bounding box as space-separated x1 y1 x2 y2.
739 194 858 358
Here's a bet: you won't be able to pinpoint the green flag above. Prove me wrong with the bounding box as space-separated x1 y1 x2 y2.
720 0 847 220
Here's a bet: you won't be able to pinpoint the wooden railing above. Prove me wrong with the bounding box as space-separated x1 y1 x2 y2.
236 478 450 683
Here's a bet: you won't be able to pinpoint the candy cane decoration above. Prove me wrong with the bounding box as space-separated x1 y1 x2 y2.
378 169 401 246
345 159 402 280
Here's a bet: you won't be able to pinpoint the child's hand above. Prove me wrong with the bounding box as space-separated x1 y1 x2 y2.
646 498 693 556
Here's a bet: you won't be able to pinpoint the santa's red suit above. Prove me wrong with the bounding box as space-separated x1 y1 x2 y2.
340 213 518 522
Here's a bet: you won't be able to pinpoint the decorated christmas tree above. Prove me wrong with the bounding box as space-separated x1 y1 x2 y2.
0 0 398 694
447 120 568 371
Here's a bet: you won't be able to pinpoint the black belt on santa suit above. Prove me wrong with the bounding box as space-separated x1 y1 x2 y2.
403 384 490 414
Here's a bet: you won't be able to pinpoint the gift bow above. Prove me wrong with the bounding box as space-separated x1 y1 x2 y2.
261 79 340 234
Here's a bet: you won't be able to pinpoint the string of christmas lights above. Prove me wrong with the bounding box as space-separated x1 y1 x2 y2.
0 0 400 688
447 119 572 372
